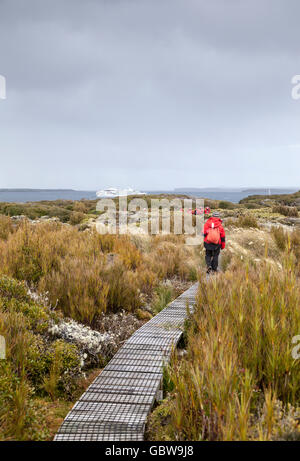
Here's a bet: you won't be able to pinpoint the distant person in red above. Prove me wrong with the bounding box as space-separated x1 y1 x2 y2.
203 211 225 274
204 206 211 214
191 208 202 215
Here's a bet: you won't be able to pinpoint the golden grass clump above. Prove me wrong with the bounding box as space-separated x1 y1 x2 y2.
0 215 15 240
226 214 259 229
272 205 299 218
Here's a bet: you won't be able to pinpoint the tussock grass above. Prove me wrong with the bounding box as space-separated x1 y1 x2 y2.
271 226 288 251
226 214 259 229
272 227 300 267
0 220 198 325
0 213 200 440
272 206 299 218
148 250 300 441
151 283 174 314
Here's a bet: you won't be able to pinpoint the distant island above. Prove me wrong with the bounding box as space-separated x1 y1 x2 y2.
0 187 299 204
242 188 299 194
172 187 300 203
0 189 97 203
174 187 299 193
0 188 92 192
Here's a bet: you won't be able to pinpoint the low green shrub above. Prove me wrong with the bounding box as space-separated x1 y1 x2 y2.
151 284 174 314
0 276 81 440
219 201 234 210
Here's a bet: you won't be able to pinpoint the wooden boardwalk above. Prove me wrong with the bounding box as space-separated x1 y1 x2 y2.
54 283 198 441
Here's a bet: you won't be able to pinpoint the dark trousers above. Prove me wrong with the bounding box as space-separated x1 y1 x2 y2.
204 243 221 271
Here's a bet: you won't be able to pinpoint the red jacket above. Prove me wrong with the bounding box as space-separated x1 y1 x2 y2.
204 217 226 249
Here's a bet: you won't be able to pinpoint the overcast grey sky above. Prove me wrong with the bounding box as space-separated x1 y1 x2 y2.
0 0 299 190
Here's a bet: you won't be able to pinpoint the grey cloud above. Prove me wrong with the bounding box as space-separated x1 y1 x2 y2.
0 0 300 189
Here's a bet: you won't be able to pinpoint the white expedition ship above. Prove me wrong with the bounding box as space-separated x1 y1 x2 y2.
96 187 146 198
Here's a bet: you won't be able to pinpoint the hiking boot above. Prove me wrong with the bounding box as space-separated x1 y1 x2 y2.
206 266 212 274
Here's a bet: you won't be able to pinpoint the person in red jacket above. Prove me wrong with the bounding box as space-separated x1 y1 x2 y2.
203 211 225 273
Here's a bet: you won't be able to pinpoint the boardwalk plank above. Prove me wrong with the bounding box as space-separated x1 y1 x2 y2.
79 392 155 406
55 433 144 441
54 282 198 441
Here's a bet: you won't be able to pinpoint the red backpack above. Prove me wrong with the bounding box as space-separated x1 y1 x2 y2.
206 222 220 244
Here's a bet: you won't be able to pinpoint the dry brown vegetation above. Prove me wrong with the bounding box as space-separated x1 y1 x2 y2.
148 226 300 441
0 214 200 440
0 220 199 326
272 205 299 218
2 193 300 441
